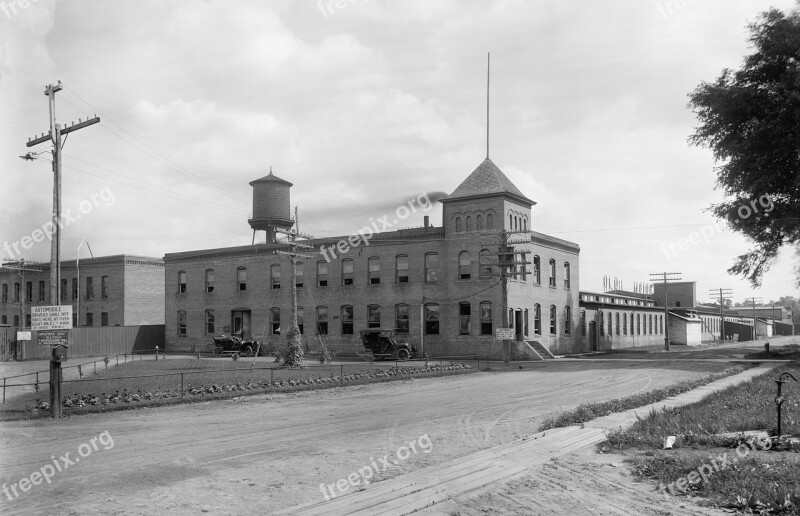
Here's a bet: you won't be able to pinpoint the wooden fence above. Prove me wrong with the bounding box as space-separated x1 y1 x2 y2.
0 325 165 360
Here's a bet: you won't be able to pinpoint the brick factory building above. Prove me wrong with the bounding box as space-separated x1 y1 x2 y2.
0 255 165 328
164 159 583 359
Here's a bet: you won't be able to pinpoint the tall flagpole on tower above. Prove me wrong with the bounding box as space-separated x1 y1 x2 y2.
486 52 490 159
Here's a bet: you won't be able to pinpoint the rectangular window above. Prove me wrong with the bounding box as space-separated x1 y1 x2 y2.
549 305 556 335
396 255 409 283
369 257 380 285
524 309 529 337
480 302 492 335
459 252 471 280
533 256 541 284
459 303 470 335
297 307 304 334
580 310 586 337
205 269 215 293
564 306 571 335
71 313 76 328
26 281 32 303
317 262 328 287
368 305 380 328
177 311 186 336
86 277 94 300
237 267 247 291
549 260 556 287
341 305 353 335
1 283 6 303
342 260 354 286
296 262 304 288
60 279 67 302
101 275 109 298
564 262 571 289
38 280 46 302
424 304 440 334
270 265 280 290
534 305 541 335
101 312 109 327
85 312 93 327
206 309 215 334
13 314 19 327
316 306 328 335
425 253 439 283
480 250 493 278
395 304 409 334
70 279 77 301
270 307 280 335
178 271 187 294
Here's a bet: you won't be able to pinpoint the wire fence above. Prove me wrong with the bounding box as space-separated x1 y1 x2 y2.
1 352 488 405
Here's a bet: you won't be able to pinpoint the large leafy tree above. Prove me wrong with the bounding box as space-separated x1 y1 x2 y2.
689 4 800 287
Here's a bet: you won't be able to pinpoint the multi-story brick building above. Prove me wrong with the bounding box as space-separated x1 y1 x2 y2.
0 255 165 328
164 159 581 358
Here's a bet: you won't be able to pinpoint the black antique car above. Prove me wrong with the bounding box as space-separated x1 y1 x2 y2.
359 329 419 361
210 335 260 357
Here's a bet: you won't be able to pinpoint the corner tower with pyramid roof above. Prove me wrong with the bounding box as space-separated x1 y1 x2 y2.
440 158 536 237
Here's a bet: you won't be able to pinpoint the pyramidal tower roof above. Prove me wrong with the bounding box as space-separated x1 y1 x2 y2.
441 158 535 207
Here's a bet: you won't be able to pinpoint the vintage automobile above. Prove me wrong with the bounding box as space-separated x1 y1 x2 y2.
209 334 260 357
359 329 420 361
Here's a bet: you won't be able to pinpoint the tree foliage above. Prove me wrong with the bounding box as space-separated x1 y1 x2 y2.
282 321 304 367
688 4 800 286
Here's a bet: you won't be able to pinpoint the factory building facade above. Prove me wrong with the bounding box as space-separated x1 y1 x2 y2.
0 255 165 328
164 159 583 358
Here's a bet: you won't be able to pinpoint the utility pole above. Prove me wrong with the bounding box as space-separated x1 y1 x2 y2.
709 288 733 343
751 296 763 340
483 229 530 365
25 82 100 307
274 209 314 366
649 271 681 351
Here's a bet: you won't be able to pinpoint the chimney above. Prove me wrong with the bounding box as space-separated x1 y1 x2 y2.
424 216 430 228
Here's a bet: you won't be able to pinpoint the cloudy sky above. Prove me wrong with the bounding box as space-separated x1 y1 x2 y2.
0 0 797 306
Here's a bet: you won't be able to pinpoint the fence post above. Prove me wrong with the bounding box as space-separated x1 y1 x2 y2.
270 368 274 385
340 364 343 380
2 378 5 404
116 355 119 366
94 362 97 375
180 373 184 400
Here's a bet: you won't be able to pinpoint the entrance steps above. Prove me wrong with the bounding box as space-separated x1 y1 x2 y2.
521 340 557 360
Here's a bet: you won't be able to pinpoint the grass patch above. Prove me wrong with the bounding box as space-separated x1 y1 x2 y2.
744 343 800 361
604 362 800 514
1 359 475 420
537 364 750 432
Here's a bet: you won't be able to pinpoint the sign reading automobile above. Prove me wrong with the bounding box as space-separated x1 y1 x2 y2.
31 306 72 346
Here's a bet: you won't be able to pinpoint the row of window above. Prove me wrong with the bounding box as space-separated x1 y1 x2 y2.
453 213 496 232
179 302 578 339
0 312 110 327
177 302 496 337
177 255 572 293
0 277 109 304
580 294 654 307
597 311 665 337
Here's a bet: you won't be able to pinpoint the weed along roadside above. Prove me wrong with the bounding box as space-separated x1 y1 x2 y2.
602 361 800 514
0 358 476 420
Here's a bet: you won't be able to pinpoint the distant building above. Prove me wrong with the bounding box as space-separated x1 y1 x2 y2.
164 159 581 359
0 255 165 328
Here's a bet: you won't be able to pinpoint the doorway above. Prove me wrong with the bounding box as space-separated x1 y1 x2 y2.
231 310 252 340
589 321 597 351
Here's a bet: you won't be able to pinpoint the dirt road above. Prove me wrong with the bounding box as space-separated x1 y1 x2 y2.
0 359 731 514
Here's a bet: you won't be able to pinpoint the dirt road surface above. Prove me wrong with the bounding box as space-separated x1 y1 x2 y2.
0 360 733 514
